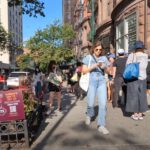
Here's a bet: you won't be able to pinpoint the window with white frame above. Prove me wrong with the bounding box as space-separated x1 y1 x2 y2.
127 13 137 49
116 13 137 53
116 21 125 50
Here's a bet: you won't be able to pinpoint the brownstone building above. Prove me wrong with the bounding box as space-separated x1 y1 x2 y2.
62 0 76 25
73 0 150 58
73 0 91 59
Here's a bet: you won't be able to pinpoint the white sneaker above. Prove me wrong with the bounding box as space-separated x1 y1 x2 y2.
85 116 91 125
98 126 109 135
138 116 143 120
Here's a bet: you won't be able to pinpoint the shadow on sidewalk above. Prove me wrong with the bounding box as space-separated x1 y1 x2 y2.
119 105 132 117
31 87 78 149
32 88 150 150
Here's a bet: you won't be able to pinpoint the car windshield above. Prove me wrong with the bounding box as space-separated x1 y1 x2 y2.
9 73 27 77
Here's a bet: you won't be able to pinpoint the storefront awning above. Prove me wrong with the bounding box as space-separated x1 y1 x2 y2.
0 62 10 69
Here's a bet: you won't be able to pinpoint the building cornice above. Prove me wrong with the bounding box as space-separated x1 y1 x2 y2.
95 19 112 38
80 16 91 26
74 16 91 30
111 0 143 20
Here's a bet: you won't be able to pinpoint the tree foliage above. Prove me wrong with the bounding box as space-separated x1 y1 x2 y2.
22 21 75 70
0 24 9 50
8 0 45 17
16 54 35 70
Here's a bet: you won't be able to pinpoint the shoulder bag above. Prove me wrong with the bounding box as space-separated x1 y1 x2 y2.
123 53 139 80
79 56 91 92
70 72 78 82
79 55 104 91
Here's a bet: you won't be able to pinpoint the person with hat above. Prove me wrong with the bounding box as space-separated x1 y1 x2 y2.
112 49 127 107
125 41 148 120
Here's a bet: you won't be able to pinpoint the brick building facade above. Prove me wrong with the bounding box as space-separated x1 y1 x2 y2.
62 0 76 25
73 0 150 58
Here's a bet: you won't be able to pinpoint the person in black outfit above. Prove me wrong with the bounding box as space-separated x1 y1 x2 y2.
146 56 150 95
112 49 127 107
67 65 76 93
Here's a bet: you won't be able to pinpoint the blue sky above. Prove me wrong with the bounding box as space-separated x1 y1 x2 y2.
23 0 62 42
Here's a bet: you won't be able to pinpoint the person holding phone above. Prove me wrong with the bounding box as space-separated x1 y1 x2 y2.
82 41 111 134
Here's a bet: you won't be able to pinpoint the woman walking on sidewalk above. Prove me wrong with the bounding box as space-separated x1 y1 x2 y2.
47 60 63 115
82 41 111 134
125 41 148 120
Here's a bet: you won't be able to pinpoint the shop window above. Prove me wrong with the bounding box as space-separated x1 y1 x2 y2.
116 13 137 53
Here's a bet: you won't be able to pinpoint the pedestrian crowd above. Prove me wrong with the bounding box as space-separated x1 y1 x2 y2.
3 40 148 136
30 40 149 136
80 40 149 135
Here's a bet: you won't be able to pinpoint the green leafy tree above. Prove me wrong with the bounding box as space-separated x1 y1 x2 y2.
0 24 9 50
16 54 35 70
24 21 75 70
8 0 45 17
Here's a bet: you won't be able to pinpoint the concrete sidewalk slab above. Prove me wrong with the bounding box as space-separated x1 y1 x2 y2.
31 91 150 150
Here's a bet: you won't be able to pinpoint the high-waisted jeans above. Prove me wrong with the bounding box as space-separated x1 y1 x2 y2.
87 73 107 126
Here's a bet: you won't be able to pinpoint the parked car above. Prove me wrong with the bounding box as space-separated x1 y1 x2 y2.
6 71 30 88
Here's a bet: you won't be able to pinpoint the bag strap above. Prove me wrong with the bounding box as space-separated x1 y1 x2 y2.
88 55 92 67
132 53 137 63
90 55 104 75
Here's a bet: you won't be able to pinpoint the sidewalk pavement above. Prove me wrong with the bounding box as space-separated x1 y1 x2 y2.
31 85 150 150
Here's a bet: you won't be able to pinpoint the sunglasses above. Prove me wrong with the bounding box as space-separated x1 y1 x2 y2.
95 48 102 52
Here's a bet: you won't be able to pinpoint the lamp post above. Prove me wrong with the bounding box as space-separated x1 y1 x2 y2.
90 0 95 44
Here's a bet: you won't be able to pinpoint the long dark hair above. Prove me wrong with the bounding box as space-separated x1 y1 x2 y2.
48 60 57 73
34 66 41 75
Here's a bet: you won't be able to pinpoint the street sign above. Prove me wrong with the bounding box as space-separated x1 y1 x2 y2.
0 90 25 121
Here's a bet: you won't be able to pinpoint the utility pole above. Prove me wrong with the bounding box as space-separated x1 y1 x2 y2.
90 0 95 44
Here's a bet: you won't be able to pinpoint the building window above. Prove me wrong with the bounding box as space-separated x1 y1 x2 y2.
116 21 125 50
116 13 137 53
101 36 110 51
127 13 137 49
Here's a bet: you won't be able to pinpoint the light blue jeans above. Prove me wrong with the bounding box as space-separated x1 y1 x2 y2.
87 72 107 126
